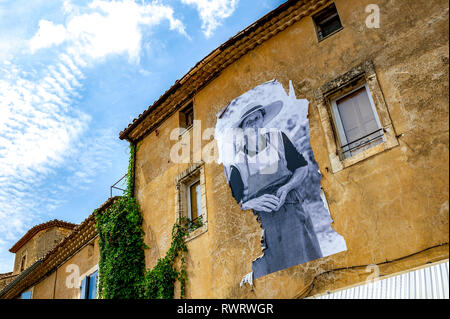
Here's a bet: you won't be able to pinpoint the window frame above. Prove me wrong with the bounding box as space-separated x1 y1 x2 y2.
186 178 201 222
330 83 385 159
314 61 399 173
312 2 344 42
179 101 194 132
175 162 208 241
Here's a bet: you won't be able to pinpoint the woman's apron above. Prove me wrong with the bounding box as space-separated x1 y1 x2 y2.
233 131 322 279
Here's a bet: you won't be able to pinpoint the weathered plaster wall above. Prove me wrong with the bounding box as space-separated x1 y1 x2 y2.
135 0 449 298
30 238 100 299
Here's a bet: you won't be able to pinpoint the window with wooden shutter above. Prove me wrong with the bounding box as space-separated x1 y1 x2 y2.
315 61 399 173
21 290 32 299
88 271 98 299
80 276 88 299
332 85 383 159
80 271 98 299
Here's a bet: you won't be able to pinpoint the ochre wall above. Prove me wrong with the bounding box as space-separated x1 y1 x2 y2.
134 0 449 298
30 238 100 299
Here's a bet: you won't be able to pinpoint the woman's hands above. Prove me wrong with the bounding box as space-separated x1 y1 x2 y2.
241 194 280 212
240 169 305 212
275 184 291 210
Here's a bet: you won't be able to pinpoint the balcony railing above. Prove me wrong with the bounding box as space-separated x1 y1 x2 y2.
338 128 384 160
110 173 127 198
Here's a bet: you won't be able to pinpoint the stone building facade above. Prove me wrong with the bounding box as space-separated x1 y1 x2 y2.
120 0 449 298
0 199 114 299
9 220 76 275
0 0 448 299
0 220 76 295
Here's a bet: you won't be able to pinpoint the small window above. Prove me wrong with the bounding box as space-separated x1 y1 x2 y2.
313 3 343 41
188 180 202 222
20 254 26 272
80 271 98 299
331 85 384 159
180 102 194 129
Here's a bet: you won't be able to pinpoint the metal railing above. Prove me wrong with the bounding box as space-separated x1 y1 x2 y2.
338 128 384 159
110 173 127 198
182 215 203 232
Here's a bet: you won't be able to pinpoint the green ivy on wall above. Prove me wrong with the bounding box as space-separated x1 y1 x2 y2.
95 144 194 299
139 219 189 299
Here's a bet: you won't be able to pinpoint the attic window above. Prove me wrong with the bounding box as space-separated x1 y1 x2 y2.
20 254 26 272
313 3 343 41
180 101 194 129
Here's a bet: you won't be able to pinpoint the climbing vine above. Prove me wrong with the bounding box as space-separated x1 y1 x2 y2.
139 218 189 299
95 144 195 299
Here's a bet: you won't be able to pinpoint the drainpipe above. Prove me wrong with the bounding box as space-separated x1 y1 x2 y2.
130 141 137 198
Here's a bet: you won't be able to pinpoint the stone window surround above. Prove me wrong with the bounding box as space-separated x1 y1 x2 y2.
314 60 399 173
175 161 208 242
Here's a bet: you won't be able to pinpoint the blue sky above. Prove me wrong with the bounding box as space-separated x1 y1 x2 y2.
0 0 286 273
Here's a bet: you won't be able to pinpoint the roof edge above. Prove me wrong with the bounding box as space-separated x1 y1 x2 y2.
0 196 120 299
9 220 77 253
119 0 311 141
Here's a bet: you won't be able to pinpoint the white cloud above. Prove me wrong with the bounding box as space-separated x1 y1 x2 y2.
0 0 187 272
181 0 238 37
0 53 89 221
29 20 68 53
29 0 187 62
0 53 121 271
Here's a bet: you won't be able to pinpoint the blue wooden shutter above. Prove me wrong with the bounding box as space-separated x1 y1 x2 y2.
21 291 32 299
80 277 88 299
88 271 98 299
337 87 381 155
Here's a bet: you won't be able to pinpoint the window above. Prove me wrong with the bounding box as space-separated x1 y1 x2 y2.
179 101 194 129
175 162 208 240
188 180 202 222
331 85 384 159
20 254 26 272
313 3 343 41
314 61 399 173
20 290 32 299
80 271 98 299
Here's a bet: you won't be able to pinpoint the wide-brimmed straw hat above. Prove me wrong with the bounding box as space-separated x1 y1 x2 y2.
233 100 283 128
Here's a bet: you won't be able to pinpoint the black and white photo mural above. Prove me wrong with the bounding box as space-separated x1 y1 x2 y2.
215 80 347 281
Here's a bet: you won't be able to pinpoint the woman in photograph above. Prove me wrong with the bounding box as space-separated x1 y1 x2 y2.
228 100 322 279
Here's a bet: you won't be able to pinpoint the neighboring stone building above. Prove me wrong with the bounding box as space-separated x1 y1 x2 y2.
0 272 16 292
9 220 76 275
0 198 116 299
0 220 76 294
0 0 448 299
